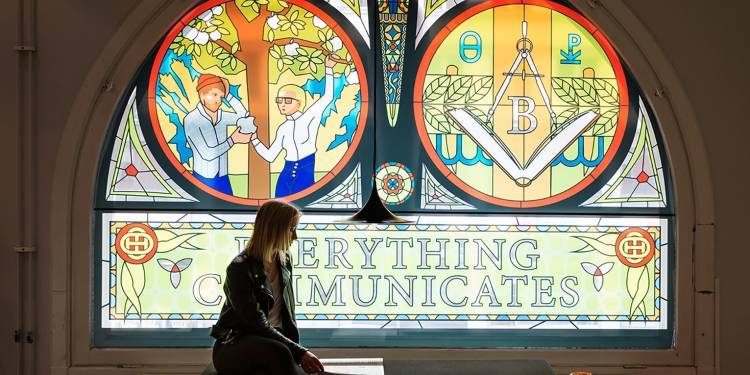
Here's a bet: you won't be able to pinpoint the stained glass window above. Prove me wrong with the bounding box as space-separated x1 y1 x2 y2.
94 0 673 348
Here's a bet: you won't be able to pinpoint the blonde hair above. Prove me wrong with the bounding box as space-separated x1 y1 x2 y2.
244 200 300 265
278 84 307 110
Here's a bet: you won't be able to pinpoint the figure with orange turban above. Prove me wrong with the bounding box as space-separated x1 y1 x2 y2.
184 74 255 195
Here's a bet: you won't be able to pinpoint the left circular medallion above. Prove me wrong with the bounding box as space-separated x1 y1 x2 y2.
115 223 158 264
148 0 368 205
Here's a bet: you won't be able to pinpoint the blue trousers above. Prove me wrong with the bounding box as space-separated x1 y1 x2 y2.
275 154 315 197
194 173 233 195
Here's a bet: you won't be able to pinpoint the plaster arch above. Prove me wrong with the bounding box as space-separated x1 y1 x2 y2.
48 0 714 370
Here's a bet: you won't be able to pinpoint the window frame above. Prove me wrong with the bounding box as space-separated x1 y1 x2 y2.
53 0 706 369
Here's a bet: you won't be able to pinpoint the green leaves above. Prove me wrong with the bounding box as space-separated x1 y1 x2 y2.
465 105 488 123
554 107 579 129
424 104 457 134
553 77 620 107
421 75 493 135
552 77 577 105
318 27 333 43
265 0 287 12
423 76 450 102
269 45 294 71
594 78 619 105
240 0 268 13
572 78 598 106
278 10 304 36
423 75 493 104
552 77 620 133
296 48 324 74
318 28 338 52
168 36 185 53
446 76 472 103
591 108 619 136
467 76 493 103
219 53 239 70
209 42 223 57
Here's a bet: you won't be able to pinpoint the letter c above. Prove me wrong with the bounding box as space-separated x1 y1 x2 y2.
193 273 222 306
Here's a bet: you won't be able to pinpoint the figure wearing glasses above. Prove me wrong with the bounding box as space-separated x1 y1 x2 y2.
250 56 337 197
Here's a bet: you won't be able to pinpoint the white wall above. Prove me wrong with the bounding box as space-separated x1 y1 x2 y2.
1 0 747 373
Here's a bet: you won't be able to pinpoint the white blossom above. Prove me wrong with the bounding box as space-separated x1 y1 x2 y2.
182 25 198 40
195 31 209 45
211 6 223 16
209 30 221 41
284 42 300 56
346 69 359 84
267 14 280 30
329 36 343 52
198 10 213 22
312 16 327 29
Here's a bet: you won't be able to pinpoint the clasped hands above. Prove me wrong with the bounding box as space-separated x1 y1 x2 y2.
230 116 258 144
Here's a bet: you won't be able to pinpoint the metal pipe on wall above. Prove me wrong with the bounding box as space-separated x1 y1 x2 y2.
15 0 36 372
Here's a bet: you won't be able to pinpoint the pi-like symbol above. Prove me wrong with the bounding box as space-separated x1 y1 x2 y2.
157 258 193 289
581 262 614 292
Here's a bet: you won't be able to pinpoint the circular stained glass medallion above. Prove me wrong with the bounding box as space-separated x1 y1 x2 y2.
374 162 414 206
414 0 628 207
148 0 368 205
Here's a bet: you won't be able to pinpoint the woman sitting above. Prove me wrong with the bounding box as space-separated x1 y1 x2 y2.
210 200 325 374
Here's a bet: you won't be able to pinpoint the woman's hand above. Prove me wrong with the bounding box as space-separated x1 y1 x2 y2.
300 350 324 374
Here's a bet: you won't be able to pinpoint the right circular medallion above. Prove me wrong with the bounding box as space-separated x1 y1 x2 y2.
414 0 628 207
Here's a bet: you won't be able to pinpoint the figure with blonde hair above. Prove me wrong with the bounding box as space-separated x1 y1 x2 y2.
250 56 338 197
210 200 324 374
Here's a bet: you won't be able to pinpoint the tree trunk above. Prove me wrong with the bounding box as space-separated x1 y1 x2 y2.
228 3 271 199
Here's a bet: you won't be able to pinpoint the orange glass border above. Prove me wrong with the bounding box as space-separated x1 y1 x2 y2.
147 0 370 206
413 0 629 208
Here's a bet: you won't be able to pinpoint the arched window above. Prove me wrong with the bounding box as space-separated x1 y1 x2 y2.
94 0 673 348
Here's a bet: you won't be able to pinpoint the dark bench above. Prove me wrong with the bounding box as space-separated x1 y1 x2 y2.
203 358 553 374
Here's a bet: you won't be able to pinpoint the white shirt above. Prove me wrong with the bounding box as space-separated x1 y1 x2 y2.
184 93 248 178
264 259 284 329
251 67 334 162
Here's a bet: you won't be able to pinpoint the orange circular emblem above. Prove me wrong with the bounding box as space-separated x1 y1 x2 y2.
115 223 158 264
615 228 655 267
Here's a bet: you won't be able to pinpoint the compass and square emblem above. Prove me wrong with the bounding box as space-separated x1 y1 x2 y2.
414 0 629 207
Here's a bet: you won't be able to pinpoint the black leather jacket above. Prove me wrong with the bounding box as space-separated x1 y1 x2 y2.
210 252 307 363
